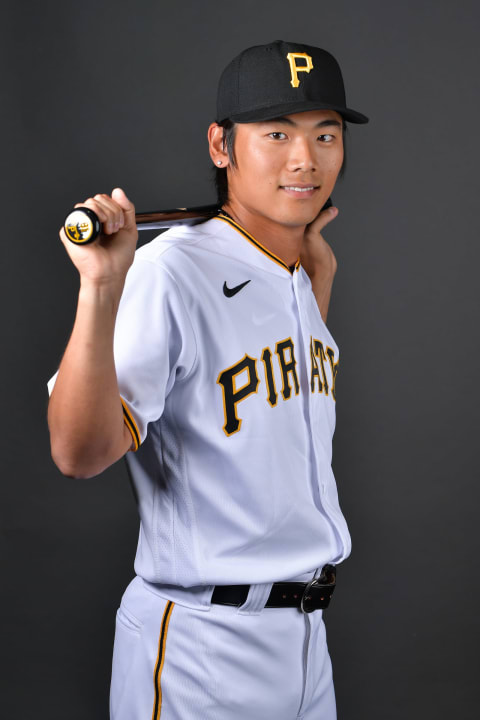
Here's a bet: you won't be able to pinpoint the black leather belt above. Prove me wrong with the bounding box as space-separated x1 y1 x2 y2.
211 564 336 613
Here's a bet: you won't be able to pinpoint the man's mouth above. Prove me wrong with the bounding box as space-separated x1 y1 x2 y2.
283 185 315 191
280 185 319 197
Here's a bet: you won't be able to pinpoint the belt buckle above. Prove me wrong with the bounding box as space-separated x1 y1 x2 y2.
300 565 336 614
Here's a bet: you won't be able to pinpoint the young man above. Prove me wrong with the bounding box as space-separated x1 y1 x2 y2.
48 40 368 720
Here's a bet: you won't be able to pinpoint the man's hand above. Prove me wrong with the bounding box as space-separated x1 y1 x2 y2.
300 205 339 323
49 188 138 478
59 187 138 290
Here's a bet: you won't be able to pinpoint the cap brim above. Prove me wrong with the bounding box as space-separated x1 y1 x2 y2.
228 101 369 124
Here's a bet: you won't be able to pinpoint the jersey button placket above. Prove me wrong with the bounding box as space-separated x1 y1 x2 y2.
291 272 325 510
295 273 349 564
293 273 332 505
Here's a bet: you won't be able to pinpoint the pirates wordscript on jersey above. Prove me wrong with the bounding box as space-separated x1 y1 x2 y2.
217 333 338 437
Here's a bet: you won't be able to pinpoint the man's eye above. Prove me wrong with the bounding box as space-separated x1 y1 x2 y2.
268 132 287 140
318 134 334 142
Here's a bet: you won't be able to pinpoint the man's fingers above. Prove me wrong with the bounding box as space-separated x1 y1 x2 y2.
308 206 339 234
74 200 107 223
111 188 136 229
73 194 126 235
92 195 124 233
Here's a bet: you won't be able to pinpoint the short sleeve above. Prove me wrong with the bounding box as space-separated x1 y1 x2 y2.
47 371 59 396
114 255 197 449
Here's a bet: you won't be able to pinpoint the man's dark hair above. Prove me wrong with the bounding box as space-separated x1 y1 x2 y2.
213 118 348 207
213 119 237 206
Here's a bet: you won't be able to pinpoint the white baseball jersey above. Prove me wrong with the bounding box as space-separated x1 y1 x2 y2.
48 213 348 719
48 214 350 584
108 213 350 587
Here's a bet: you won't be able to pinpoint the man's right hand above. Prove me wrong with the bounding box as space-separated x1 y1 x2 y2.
59 187 138 288
49 187 139 478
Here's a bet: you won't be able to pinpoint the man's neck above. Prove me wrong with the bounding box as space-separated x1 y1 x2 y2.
222 202 305 268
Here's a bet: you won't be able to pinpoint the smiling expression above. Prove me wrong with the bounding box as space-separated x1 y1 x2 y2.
221 109 344 229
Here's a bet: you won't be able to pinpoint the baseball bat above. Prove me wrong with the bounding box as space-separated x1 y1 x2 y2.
63 204 221 245
63 198 333 245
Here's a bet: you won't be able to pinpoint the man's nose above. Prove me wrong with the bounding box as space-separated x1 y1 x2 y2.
287 137 316 172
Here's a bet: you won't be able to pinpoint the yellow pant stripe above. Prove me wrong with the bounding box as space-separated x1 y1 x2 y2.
151 600 174 720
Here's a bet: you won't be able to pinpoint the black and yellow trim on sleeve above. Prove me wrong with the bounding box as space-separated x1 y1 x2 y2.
216 214 300 274
121 398 140 452
151 600 174 720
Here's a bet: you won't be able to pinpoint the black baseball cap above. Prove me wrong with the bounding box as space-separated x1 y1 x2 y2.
216 40 368 125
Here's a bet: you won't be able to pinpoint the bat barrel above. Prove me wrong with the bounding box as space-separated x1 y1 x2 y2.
135 204 220 230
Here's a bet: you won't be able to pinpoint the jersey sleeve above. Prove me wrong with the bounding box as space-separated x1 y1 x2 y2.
114 255 197 449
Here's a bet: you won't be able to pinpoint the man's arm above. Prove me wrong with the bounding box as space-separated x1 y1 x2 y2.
48 188 138 479
300 205 338 323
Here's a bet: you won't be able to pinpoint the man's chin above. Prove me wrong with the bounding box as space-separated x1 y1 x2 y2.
273 208 323 228
275 198 330 225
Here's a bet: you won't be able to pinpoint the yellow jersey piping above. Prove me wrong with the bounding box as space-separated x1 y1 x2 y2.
121 398 140 452
216 215 300 274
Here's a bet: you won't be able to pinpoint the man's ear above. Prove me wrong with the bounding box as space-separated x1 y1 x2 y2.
207 123 229 167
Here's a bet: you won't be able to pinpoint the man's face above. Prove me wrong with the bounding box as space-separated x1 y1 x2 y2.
226 109 344 227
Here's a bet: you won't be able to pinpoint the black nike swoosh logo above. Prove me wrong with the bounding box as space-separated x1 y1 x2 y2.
223 280 251 298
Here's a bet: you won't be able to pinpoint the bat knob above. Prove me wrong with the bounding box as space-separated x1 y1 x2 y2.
64 207 101 244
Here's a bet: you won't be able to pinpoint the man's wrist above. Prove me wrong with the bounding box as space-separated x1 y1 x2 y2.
305 257 337 284
79 276 126 306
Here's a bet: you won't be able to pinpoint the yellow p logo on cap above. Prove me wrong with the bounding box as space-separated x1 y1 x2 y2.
286 52 314 88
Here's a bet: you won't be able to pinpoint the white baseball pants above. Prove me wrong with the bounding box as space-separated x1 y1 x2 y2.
110 575 336 719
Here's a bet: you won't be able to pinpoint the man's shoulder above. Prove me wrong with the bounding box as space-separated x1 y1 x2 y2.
135 218 223 264
132 218 234 283
120 223 220 309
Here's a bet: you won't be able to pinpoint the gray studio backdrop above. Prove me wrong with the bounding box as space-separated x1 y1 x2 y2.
2 0 479 718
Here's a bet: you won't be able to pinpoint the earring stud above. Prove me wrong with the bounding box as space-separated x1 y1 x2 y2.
217 160 222 166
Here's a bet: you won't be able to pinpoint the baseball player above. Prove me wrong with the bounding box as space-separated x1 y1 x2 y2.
48 40 368 719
